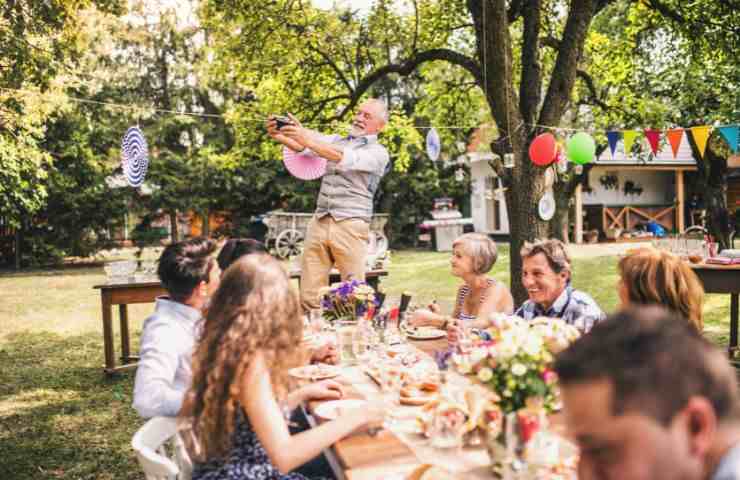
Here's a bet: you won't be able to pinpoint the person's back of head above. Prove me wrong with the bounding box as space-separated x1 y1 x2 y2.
556 306 739 426
182 254 303 462
217 238 267 272
618 247 705 331
157 237 218 303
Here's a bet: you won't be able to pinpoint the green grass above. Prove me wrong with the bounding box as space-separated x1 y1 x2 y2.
0 247 733 478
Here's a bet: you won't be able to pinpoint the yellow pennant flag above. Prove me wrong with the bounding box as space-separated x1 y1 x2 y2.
623 130 638 158
690 126 712 159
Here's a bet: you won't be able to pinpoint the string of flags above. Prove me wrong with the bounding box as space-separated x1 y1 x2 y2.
605 125 738 159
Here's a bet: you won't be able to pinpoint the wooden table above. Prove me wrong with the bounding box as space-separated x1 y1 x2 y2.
690 263 740 356
92 269 388 376
289 268 389 292
92 280 166 375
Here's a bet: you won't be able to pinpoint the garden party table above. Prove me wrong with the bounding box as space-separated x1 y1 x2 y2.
689 263 740 357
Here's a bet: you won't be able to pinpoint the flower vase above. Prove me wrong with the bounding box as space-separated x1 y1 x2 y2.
485 410 546 479
336 318 358 365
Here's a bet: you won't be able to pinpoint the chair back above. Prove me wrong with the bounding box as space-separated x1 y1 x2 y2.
132 417 192 480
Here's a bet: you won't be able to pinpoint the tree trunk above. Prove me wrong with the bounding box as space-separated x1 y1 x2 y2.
550 190 571 243
169 210 179 243
201 209 210 238
14 227 21 270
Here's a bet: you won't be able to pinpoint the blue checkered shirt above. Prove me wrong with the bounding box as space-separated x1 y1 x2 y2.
515 285 605 333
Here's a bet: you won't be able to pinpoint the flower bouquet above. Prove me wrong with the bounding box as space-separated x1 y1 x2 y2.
451 315 580 475
318 279 377 323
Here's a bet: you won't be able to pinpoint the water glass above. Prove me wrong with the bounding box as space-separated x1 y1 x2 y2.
308 309 325 334
336 321 357 365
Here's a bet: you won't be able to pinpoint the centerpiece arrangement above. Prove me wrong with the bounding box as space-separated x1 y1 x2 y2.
451 315 581 476
318 279 378 323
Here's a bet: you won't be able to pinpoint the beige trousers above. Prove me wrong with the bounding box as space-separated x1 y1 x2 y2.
300 215 369 312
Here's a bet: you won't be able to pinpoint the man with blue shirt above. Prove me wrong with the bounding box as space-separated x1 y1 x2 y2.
132 237 220 418
555 307 740 480
267 99 390 312
515 238 605 332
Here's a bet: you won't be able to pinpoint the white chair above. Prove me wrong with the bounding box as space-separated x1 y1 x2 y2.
132 417 193 480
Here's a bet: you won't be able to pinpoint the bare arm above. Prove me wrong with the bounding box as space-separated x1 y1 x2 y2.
475 283 514 328
242 354 378 474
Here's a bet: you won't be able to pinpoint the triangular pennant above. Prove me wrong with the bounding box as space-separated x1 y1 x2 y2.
718 125 739 153
666 128 684 158
606 131 621 158
690 126 712 159
623 130 638 158
644 129 662 156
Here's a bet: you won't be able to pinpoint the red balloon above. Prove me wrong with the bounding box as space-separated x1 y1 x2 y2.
529 133 557 166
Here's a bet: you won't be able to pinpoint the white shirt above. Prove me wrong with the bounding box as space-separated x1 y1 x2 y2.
132 297 201 418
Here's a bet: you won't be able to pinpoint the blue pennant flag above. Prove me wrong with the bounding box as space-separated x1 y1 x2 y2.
718 125 739 153
606 131 621 158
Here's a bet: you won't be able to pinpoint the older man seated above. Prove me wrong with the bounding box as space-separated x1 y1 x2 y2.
515 239 604 332
555 307 740 480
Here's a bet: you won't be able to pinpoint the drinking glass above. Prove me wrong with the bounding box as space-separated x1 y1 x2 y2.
308 309 325 335
336 320 357 365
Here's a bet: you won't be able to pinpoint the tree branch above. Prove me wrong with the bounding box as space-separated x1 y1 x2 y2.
576 69 609 111
507 0 524 23
330 48 481 121
306 43 353 93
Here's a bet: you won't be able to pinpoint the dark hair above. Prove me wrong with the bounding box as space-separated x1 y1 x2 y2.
554 306 740 425
217 238 267 271
157 237 218 302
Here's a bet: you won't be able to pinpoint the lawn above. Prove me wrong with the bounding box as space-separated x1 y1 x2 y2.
0 246 732 479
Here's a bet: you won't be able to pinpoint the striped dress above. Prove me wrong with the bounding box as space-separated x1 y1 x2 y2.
455 278 497 323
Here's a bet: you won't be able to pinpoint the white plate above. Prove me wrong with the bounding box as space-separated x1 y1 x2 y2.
288 364 341 381
405 327 446 340
313 399 366 421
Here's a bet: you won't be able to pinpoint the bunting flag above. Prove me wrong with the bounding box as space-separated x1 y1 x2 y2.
690 126 712 159
718 125 739 153
623 130 639 157
606 131 621 158
666 129 684 158
644 129 662 156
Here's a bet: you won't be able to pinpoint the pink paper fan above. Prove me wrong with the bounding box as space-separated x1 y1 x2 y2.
283 147 327 180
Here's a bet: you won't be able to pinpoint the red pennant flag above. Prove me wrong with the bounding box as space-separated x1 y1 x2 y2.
644 129 662 156
666 129 684 159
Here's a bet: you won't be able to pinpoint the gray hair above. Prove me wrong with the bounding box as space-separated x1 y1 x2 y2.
521 239 571 276
365 98 389 123
453 233 498 274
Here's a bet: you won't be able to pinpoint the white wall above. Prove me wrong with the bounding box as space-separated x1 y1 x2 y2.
583 167 674 206
469 155 510 233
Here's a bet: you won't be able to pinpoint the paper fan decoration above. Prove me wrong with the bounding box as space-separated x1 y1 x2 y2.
121 126 149 188
283 147 327 180
426 127 441 161
538 191 556 221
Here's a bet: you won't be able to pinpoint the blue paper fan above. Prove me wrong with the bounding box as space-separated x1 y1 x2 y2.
121 126 149 188
426 127 441 162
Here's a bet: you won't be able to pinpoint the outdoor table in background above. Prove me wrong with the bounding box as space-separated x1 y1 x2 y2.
690 263 740 357
92 268 388 376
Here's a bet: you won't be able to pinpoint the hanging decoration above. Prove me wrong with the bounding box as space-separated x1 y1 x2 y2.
718 125 739 153
282 147 327 180
529 133 557 166
121 126 149 188
622 130 638 158
665 129 684 158
566 132 595 165
426 127 441 162
538 191 556 221
690 126 712 159
455 168 465 182
644 129 662 156
606 131 621 158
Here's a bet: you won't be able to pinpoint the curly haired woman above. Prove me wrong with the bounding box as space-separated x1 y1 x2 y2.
181 254 382 480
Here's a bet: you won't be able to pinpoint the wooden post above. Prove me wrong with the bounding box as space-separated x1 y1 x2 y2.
574 183 583 244
676 170 685 233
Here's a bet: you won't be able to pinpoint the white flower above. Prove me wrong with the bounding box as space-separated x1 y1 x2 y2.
498 341 518 359
477 367 494 382
470 347 488 365
457 360 472 374
523 335 544 356
511 363 527 376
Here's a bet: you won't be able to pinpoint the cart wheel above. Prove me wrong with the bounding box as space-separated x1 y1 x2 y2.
368 231 389 258
275 229 304 259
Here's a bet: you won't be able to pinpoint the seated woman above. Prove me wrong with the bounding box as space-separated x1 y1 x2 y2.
217 238 267 272
408 233 514 334
181 254 382 479
617 247 704 331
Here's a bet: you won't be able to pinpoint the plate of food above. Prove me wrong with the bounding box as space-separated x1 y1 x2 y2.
406 464 456 480
288 363 341 381
404 326 446 340
313 399 366 421
399 382 439 406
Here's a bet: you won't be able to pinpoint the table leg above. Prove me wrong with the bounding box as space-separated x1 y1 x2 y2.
102 291 116 374
731 293 739 357
119 304 131 363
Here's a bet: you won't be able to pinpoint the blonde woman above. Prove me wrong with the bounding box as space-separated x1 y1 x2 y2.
617 247 705 331
410 233 513 334
181 254 382 479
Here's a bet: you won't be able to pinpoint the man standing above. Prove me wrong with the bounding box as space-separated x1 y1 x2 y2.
266 99 390 311
515 238 604 332
555 307 740 480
